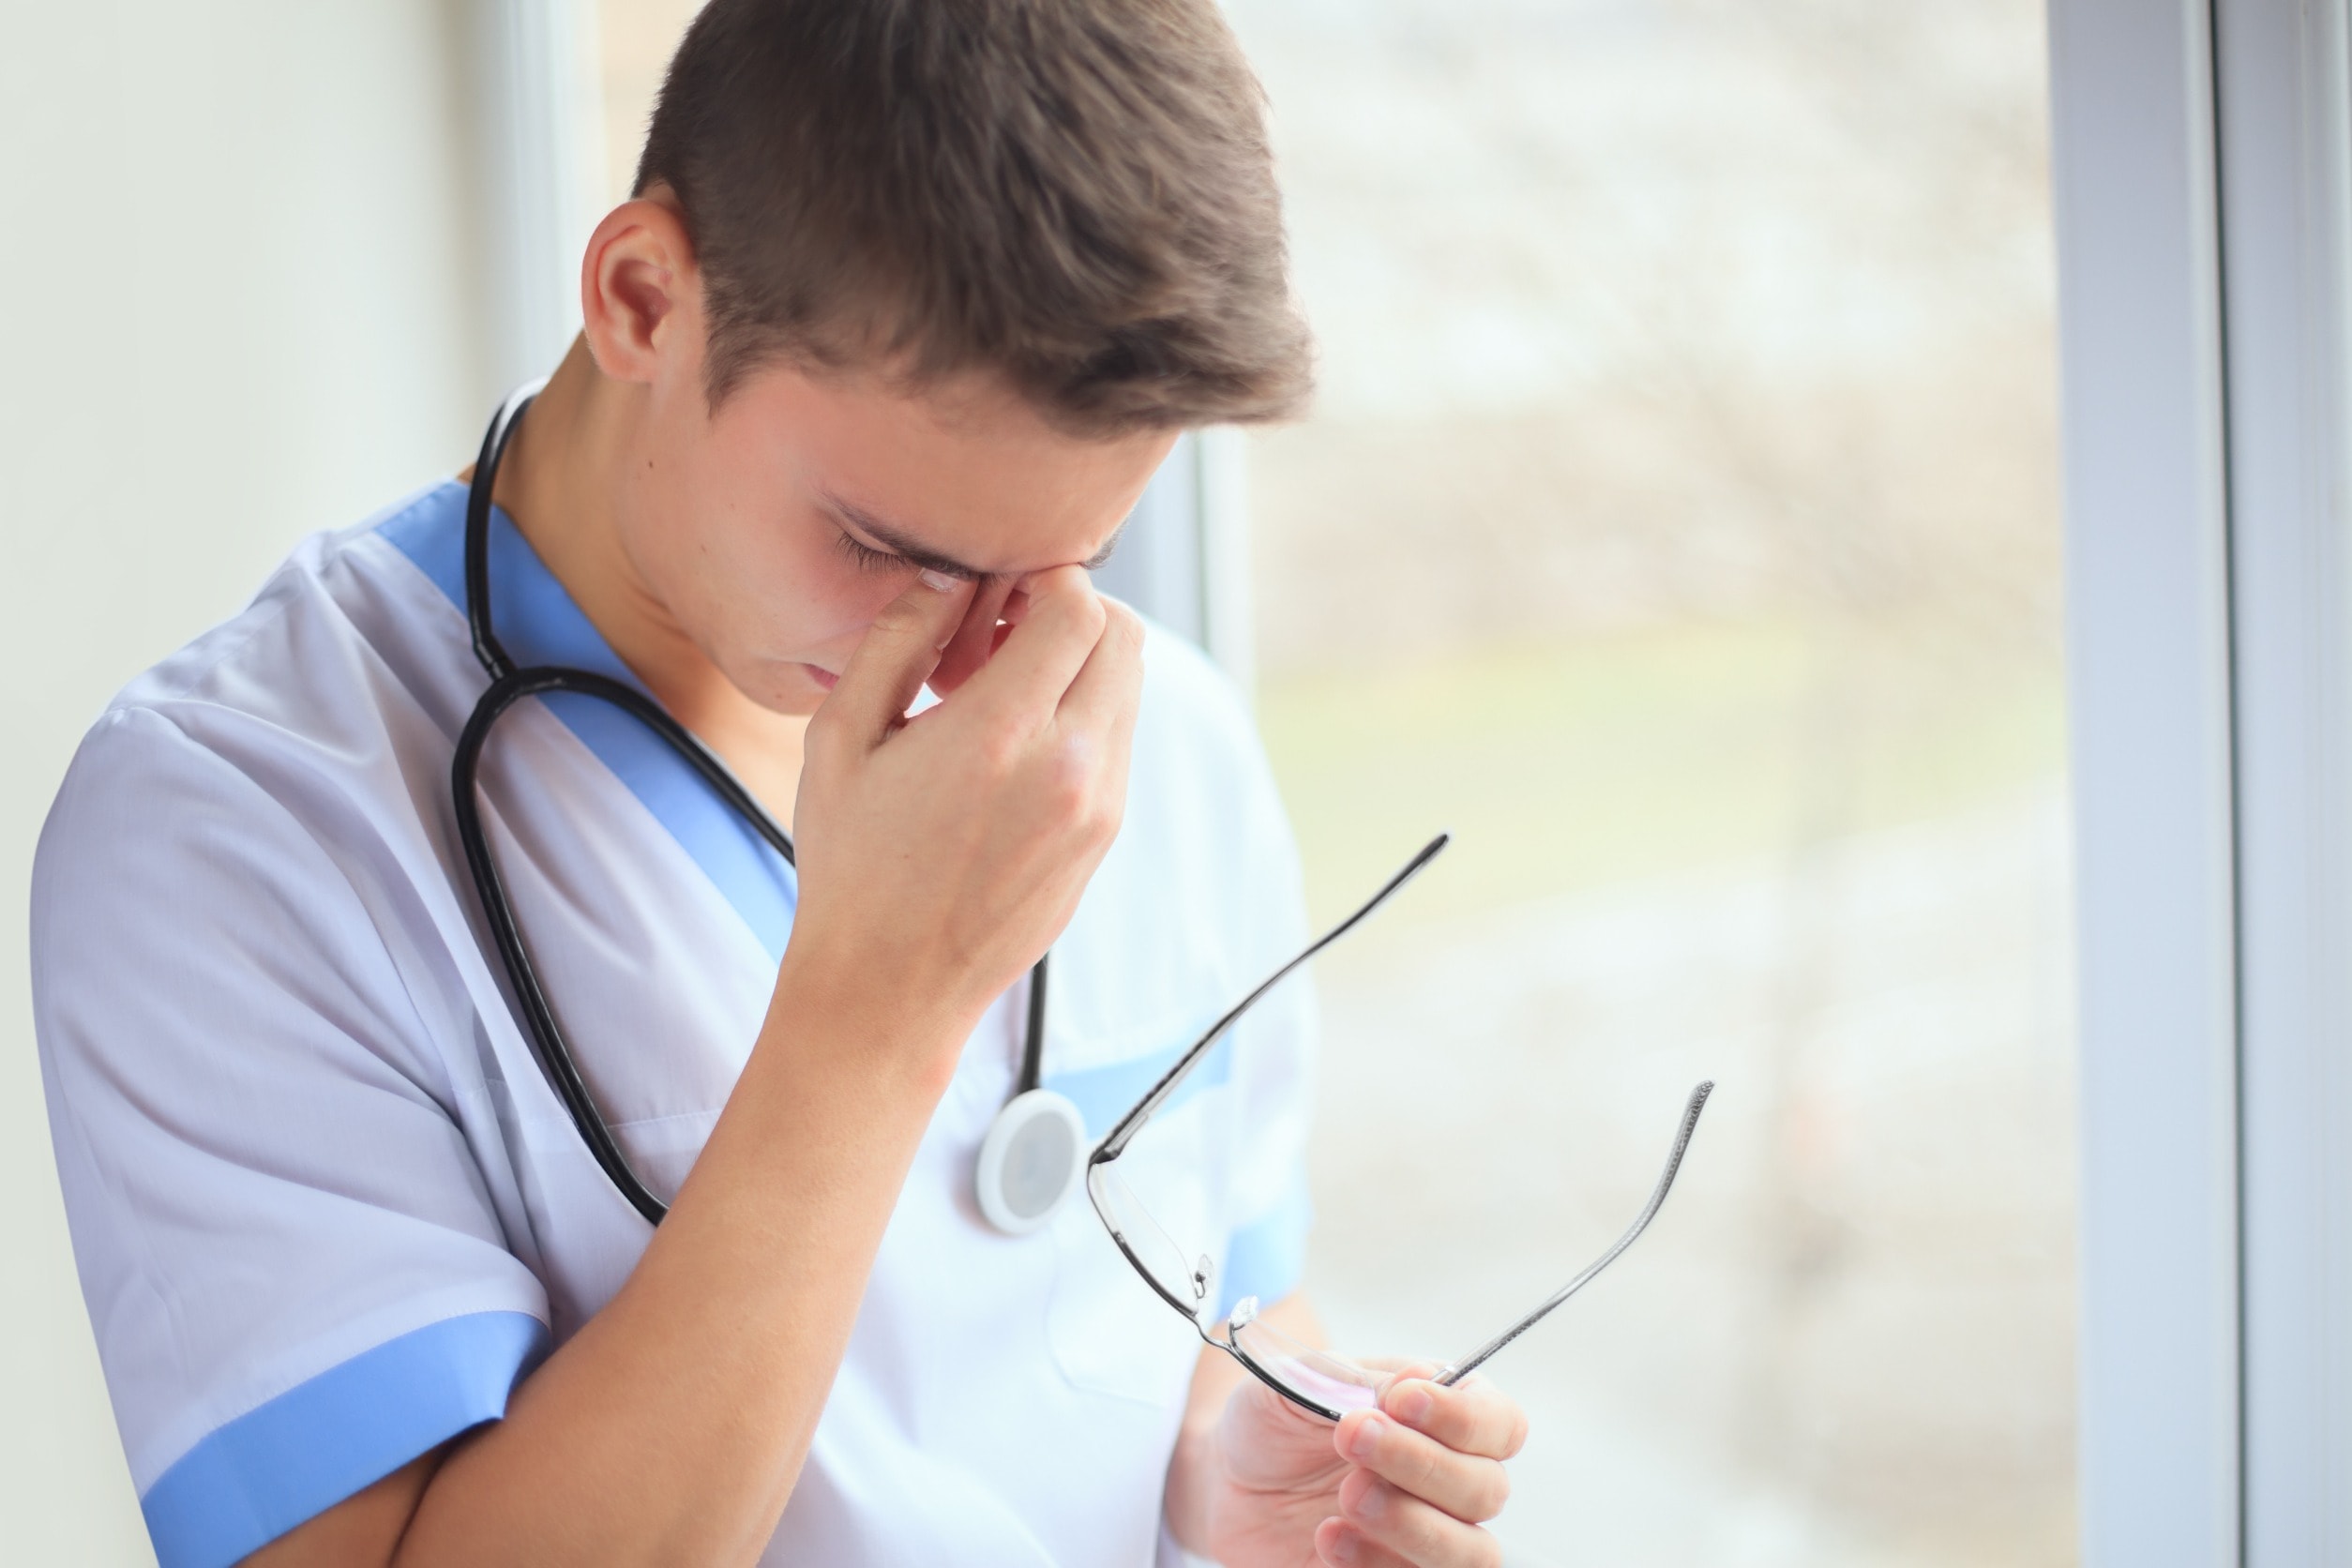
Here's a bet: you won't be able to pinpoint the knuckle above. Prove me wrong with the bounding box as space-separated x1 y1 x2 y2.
975 730 1023 777
803 702 849 752
1501 1406 1530 1460
1469 1463 1511 1522
1046 763 1090 821
1050 748 1103 822
1096 599 1142 656
869 594 930 634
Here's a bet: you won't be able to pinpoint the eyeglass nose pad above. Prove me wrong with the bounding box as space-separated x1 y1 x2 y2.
1192 1255 1215 1304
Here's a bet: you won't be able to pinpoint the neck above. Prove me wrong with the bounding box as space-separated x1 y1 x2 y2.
484 339 808 827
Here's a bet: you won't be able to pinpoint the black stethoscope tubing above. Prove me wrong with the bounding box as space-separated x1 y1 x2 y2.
451 384 1048 1226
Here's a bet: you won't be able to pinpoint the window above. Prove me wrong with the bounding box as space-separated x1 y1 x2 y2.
1227 3 2073 1560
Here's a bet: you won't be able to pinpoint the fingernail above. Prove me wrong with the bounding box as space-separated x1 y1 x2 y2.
918 568 957 593
1326 1525 1361 1564
1347 1479 1387 1522
1393 1382 1435 1427
1348 1413 1385 1461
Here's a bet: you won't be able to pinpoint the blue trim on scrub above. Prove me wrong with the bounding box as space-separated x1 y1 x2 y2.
140 1311 548 1568
378 484 798 962
1218 1174 1314 1319
1042 1027 1235 1139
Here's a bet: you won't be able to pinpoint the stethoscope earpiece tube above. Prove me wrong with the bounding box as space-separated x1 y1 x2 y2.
463 380 543 682
455 388 1065 1235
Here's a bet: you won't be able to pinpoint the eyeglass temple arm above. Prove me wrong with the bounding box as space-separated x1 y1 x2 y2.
1091 832 1452 1165
1437 1079 1714 1387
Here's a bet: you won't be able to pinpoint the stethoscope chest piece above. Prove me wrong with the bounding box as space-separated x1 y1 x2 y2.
975 1088 1088 1234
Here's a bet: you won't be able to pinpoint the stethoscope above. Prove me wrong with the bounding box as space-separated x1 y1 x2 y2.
451 384 1087 1235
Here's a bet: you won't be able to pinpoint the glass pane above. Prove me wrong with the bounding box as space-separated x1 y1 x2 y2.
596 0 703 205
1229 2 2073 1563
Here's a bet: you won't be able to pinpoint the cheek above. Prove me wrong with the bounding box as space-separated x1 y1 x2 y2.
793 548 915 642
727 525 917 658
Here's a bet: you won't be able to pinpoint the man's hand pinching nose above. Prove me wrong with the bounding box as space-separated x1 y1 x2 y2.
786 565 1145 1060
928 567 1031 694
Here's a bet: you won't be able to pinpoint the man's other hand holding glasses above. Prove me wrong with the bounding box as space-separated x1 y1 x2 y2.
1113 834 1713 1566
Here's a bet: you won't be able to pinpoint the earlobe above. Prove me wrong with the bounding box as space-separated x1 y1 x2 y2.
579 196 699 385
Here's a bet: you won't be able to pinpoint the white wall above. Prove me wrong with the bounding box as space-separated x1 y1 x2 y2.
0 3 501 1558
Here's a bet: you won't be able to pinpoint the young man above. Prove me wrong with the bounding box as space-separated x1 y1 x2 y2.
33 3 1525 1564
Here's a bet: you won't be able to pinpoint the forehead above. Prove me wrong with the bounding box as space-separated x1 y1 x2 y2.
711 362 1181 576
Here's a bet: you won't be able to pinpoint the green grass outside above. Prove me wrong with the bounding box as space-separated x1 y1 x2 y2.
1253 613 2068 936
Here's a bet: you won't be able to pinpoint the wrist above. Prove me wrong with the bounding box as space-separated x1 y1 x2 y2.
762 939 980 1097
1162 1411 1224 1553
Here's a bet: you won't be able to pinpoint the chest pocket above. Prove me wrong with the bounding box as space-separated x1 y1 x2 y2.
1041 1000 1244 1407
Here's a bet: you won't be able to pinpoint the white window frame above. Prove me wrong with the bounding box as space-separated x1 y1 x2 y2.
1090 428 1257 696
474 0 607 397
2055 0 2352 1560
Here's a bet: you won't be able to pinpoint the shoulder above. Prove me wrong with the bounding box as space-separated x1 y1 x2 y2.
34 481 475 1046
57 480 473 839
115 479 459 716
1126 616 1285 839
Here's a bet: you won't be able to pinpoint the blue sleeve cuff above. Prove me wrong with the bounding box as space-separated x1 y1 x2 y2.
1220 1173 1314 1319
140 1310 549 1568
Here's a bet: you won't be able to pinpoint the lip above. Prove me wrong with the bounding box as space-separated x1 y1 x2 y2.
802 664 839 691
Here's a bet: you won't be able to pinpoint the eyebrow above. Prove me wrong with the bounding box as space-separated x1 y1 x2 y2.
821 490 1127 578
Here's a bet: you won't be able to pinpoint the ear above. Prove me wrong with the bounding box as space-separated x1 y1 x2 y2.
579 190 703 386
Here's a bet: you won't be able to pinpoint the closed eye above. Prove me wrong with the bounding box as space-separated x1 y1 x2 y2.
834 530 913 577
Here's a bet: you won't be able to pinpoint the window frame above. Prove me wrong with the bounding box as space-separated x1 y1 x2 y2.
1088 429 1257 696
2054 0 2352 1559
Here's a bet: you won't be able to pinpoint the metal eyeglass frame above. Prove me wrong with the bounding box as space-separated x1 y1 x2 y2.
1085 830 1716 1422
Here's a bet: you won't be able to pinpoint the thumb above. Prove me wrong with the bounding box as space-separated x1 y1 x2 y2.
821 570 972 748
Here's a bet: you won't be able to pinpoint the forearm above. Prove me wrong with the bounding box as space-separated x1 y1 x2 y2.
392 956 973 1566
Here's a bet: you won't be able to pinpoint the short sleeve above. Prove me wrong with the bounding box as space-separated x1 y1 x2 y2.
32 707 550 1568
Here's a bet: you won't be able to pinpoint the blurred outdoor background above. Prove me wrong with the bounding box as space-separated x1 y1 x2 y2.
605 2 2074 1563
1229 4 2075 1564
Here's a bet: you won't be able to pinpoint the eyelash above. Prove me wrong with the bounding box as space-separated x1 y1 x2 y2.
834 531 911 577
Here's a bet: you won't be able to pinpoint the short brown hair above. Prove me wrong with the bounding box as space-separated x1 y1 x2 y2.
636 0 1313 431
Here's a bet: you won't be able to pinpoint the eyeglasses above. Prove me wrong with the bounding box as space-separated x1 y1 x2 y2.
1086 831 1715 1422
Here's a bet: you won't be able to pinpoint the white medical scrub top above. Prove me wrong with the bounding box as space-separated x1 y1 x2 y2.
31 479 1318 1568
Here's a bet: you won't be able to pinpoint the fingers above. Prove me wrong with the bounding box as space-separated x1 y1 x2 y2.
1310 1378 1521 1566
1054 596 1145 742
953 565 1106 728
1332 1407 1510 1526
1314 1516 1416 1568
928 573 1018 695
818 570 972 748
1380 1376 1528 1463
1317 1479 1502 1568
